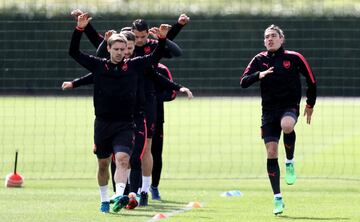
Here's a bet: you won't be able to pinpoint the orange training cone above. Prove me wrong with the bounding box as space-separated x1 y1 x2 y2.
186 201 202 208
152 213 168 220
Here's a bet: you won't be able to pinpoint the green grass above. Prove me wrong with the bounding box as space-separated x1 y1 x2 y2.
0 96 360 180
1 0 359 17
0 178 358 222
0 96 359 221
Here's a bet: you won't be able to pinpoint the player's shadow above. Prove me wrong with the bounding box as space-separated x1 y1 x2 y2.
279 215 350 221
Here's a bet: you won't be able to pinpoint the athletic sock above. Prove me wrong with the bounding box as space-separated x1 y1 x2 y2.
267 158 280 195
141 176 151 193
115 183 126 197
99 185 110 202
283 131 296 160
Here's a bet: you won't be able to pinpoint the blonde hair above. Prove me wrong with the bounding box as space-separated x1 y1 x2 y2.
107 33 127 47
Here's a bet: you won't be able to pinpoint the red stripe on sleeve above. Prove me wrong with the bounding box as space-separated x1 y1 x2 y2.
285 50 316 84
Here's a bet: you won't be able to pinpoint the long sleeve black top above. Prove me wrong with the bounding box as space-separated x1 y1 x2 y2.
240 47 317 110
69 27 166 121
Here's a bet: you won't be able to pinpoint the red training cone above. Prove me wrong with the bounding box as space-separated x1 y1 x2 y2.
5 173 24 187
5 150 24 188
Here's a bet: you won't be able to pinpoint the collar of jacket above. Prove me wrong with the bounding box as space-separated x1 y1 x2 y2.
267 46 285 57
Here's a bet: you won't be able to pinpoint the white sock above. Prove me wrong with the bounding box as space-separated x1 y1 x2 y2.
127 169 131 185
99 185 110 202
274 193 282 199
115 183 126 197
285 159 294 164
141 176 151 193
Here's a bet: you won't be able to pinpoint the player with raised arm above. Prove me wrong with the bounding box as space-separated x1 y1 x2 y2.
150 14 190 201
68 13 171 213
63 15 193 210
131 14 190 205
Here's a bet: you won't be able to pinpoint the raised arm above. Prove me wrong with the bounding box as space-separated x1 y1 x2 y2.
132 24 171 67
69 13 102 73
149 31 183 58
163 39 183 58
71 9 104 49
167 14 190 40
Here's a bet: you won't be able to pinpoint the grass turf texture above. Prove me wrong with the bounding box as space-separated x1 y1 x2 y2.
1 96 359 180
0 178 358 222
0 96 359 221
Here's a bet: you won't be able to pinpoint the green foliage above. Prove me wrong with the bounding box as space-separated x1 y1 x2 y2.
0 0 359 17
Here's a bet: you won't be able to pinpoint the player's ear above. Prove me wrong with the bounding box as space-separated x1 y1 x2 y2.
107 45 111 53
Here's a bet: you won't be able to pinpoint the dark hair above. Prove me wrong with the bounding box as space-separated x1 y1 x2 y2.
265 24 285 39
121 31 135 42
132 19 149 32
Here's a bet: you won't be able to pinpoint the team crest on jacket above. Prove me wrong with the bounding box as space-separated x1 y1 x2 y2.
283 60 291 69
144 46 151 55
122 63 128 71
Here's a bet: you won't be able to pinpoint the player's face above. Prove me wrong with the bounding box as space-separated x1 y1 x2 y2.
125 40 135 59
133 30 149 47
264 30 284 52
108 41 127 63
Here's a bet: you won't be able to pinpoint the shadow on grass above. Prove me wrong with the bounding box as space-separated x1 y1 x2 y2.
280 215 350 221
105 199 188 218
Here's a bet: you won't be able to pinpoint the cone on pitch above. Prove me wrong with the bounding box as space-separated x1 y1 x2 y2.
220 190 242 197
152 213 168 220
5 150 24 188
186 201 202 208
5 173 24 187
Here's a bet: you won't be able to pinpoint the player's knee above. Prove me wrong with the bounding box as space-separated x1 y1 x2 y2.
267 150 278 158
281 124 294 134
115 153 130 169
266 142 278 158
98 159 109 172
281 116 296 133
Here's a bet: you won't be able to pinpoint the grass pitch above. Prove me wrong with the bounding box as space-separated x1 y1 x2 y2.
0 96 359 221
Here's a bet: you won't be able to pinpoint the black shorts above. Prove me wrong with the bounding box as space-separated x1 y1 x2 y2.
94 118 135 159
261 107 299 143
145 94 157 138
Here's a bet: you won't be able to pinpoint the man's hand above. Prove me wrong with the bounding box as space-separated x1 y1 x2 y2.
148 29 159 40
259 67 274 79
304 105 314 124
62 82 73 90
71 9 84 19
159 24 172 38
77 13 92 29
149 24 172 38
179 87 193 99
178 14 190 25
104 30 116 41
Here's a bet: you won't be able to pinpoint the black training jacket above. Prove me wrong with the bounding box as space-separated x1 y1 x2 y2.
240 47 317 110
